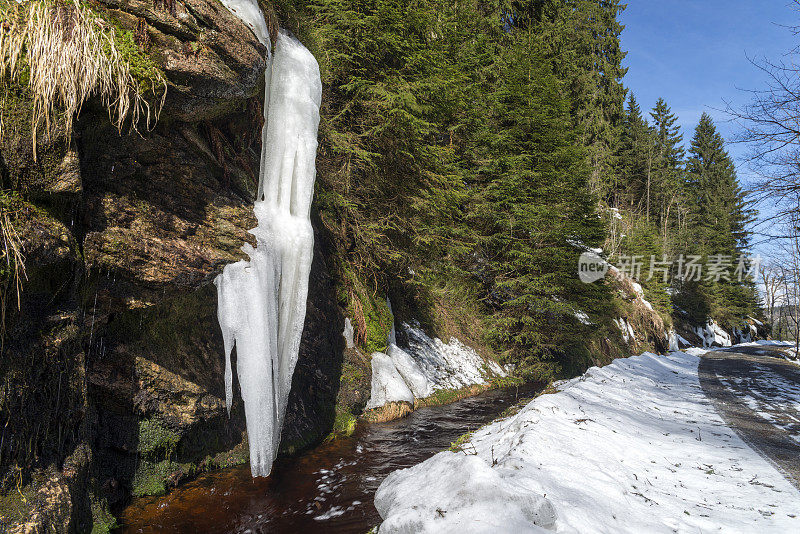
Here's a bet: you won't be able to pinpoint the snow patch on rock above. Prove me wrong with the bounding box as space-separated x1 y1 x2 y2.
365 323 506 410
695 319 732 348
365 352 415 409
613 317 636 344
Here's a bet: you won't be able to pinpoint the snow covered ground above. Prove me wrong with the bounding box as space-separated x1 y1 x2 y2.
375 349 800 533
366 322 506 410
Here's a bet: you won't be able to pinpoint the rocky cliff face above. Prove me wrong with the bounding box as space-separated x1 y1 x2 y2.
0 1 344 531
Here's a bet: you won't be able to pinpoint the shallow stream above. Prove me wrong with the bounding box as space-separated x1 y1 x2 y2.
119 384 538 533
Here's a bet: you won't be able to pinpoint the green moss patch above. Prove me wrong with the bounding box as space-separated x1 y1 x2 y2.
137 419 180 459
327 411 357 440
89 491 118 534
131 458 196 498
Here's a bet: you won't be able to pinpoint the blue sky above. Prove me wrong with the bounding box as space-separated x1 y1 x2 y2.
619 1 797 255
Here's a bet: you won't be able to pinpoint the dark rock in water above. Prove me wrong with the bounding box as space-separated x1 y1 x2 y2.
0 1 344 530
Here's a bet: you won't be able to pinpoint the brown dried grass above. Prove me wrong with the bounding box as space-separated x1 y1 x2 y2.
361 401 413 423
1 203 26 347
0 0 166 154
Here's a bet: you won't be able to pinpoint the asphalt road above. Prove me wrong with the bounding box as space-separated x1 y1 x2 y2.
699 346 800 491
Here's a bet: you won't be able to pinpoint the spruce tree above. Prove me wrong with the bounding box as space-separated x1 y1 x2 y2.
514 0 628 196
470 23 610 379
616 94 655 210
678 113 759 324
649 98 685 248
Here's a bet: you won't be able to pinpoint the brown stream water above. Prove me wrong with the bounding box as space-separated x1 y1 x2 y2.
118 384 538 534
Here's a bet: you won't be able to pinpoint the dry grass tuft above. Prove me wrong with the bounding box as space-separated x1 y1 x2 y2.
361 401 413 423
0 0 166 154
349 288 368 347
1 200 26 346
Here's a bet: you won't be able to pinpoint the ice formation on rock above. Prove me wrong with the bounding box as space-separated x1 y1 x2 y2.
387 297 397 347
668 329 679 352
732 324 755 344
218 0 270 44
343 317 355 349
215 1 322 477
614 317 636 344
386 344 433 399
366 352 415 409
695 320 732 348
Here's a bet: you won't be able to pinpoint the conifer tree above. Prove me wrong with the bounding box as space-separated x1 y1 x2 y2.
514 0 628 196
649 98 685 248
678 113 759 323
470 23 610 378
616 94 655 210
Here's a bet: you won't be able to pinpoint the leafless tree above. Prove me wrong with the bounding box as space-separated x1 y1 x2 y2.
726 1 800 240
760 261 784 325
727 2 800 345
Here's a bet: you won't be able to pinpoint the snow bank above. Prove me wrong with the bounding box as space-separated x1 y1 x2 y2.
376 453 556 533
375 351 800 533
403 322 506 389
365 323 506 410
215 2 322 477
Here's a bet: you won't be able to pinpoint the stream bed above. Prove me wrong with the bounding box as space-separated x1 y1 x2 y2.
119 383 539 533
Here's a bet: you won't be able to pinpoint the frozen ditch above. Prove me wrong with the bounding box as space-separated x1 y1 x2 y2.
215 0 322 477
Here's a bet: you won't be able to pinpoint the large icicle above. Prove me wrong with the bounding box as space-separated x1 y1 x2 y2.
215 1 322 478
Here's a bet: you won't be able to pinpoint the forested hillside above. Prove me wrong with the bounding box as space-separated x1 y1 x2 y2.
271 0 761 378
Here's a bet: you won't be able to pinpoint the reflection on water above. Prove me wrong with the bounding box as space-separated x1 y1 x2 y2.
119 384 539 534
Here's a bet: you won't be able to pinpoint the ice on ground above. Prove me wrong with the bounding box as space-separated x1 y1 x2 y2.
376 351 800 533
365 322 506 410
214 15 322 477
719 364 800 444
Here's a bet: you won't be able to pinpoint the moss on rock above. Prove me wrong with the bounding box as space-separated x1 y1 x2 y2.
137 419 180 459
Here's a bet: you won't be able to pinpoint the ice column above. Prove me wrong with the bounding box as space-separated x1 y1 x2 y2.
215 0 322 478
